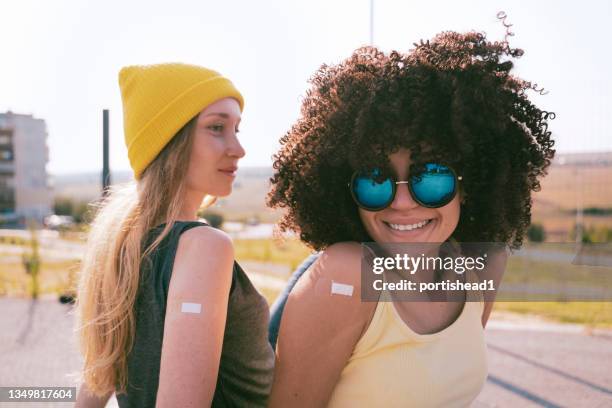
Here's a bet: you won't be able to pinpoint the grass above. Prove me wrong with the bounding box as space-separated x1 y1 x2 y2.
533 165 612 210
503 257 612 288
1 236 611 328
259 286 282 306
493 301 612 328
233 238 314 272
0 260 79 297
234 239 612 327
0 236 30 246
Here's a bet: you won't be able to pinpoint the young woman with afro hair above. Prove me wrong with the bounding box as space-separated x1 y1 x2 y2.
266 15 555 408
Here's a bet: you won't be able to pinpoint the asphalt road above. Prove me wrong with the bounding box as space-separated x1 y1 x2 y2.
0 297 610 408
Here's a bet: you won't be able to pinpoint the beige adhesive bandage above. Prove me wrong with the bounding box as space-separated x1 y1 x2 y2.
181 302 202 314
331 281 354 297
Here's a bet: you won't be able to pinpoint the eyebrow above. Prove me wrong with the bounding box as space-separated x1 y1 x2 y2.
202 112 237 119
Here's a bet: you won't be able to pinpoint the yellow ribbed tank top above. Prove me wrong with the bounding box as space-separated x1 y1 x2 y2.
327 269 488 408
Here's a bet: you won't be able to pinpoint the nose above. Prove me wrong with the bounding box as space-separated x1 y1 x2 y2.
228 133 246 159
390 182 420 210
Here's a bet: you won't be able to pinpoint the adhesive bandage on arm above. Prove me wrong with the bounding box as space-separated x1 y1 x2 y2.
181 302 202 314
331 281 354 297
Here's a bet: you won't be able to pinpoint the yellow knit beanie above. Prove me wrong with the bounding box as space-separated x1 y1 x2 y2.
118 63 244 179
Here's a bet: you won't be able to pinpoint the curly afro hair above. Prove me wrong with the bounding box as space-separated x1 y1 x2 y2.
267 23 555 251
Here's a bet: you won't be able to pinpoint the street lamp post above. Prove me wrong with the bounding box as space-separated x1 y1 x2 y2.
102 109 111 197
370 0 374 46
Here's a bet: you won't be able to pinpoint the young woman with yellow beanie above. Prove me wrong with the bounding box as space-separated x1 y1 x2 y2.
74 63 274 407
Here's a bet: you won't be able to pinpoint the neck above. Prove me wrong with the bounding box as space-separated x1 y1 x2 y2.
176 187 206 222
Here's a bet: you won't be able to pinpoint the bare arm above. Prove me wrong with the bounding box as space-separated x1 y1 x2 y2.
268 243 376 407
74 383 112 408
155 226 234 407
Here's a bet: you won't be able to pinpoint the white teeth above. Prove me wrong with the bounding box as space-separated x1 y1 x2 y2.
387 219 431 231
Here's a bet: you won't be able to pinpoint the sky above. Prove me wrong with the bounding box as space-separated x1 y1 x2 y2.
1 0 611 175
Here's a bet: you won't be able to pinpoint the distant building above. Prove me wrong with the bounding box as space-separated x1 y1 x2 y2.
0 111 53 225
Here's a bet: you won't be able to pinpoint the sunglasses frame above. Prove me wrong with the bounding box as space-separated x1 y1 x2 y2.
348 164 463 211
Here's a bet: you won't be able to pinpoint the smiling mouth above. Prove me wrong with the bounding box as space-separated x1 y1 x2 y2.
384 219 432 232
219 169 237 176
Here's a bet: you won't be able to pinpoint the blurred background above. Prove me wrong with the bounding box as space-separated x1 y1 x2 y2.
1 0 611 406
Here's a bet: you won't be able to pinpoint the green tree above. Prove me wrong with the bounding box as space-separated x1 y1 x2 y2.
53 197 74 216
527 223 546 242
22 219 41 299
200 211 224 229
53 197 91 223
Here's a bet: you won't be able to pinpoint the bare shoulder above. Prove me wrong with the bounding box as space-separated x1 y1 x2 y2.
287 241 371 323
170 225 234 296
308 241 364 290
177 225 234 258
270 242 373 406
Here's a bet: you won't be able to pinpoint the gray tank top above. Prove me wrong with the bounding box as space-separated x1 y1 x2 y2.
116 221 274 407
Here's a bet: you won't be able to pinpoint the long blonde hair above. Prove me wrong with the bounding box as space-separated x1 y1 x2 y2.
76 117 207 396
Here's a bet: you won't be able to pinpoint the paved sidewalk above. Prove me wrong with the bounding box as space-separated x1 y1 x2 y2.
1 297 611 407
476 325 612 407
0 297 82 407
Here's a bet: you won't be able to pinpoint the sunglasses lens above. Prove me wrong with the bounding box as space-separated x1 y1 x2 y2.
410 163 456 207
352 170 394 210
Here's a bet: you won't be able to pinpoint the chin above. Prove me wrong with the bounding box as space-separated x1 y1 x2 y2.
211 186 233 197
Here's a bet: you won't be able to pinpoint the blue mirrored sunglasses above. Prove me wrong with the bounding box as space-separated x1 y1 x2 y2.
349 163 462 210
